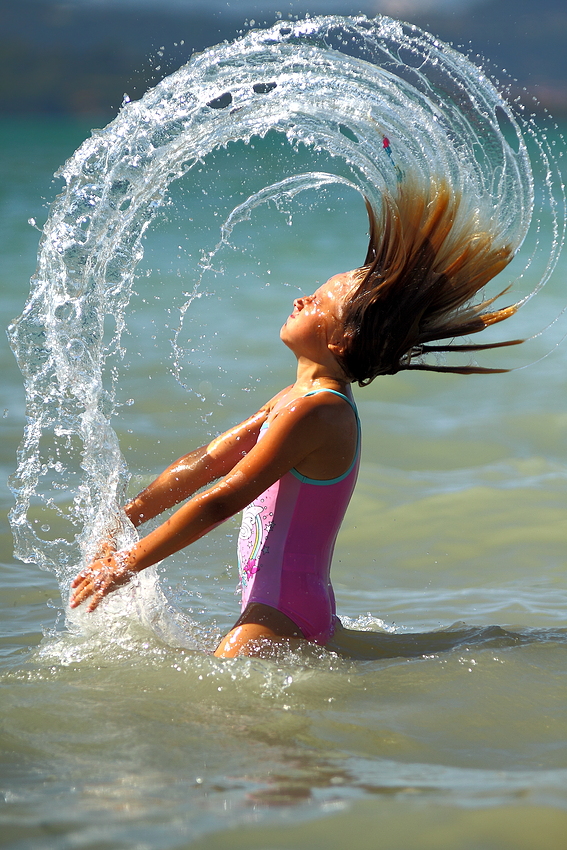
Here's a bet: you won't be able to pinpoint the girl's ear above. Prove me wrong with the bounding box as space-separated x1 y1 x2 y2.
327 341 345 357
328 340 352 382
327 321 347 357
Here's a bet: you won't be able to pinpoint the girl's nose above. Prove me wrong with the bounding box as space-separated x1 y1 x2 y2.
293 297 304 310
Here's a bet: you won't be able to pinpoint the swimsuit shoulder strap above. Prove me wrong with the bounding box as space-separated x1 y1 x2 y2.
288 387 360 485
260 388 360 434
303 388 359 419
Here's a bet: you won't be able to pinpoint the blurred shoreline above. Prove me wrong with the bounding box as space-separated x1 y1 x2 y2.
1 0 566 119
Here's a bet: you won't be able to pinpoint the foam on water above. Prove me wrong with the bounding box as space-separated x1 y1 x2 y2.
7 15 565 645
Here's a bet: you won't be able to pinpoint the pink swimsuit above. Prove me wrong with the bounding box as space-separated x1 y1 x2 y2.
237 389 360 644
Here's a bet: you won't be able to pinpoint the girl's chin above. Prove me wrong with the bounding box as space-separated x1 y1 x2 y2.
279 327 295 351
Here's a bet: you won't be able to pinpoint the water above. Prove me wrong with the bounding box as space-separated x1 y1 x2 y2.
2 15 567 849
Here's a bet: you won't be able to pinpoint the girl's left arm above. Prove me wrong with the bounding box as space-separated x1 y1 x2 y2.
124 407 271 527
70 397 328 611
85 406 272 563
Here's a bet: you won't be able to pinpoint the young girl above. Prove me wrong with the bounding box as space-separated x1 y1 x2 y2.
70 178 522 657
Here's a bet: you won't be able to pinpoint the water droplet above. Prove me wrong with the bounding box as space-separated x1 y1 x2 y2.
54 302 74 322
67 339 85 360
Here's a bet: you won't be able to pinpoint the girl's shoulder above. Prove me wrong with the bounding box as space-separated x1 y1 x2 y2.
267 385 356 430
263 384 294 414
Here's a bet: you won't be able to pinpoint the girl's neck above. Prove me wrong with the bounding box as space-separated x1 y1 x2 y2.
293 356 350 395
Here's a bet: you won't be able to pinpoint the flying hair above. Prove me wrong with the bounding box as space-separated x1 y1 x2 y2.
338 177 524 385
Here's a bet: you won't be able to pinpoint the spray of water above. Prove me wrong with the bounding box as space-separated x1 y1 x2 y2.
7 16 565 638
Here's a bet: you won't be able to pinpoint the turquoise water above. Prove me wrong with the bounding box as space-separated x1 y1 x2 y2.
2 25 567 848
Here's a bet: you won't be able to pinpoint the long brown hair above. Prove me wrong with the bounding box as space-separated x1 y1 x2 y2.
339 178 523 385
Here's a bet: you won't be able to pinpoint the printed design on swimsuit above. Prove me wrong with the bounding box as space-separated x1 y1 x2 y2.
237 498 273 589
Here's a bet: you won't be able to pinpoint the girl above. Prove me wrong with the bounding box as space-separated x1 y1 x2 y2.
70 177 522 657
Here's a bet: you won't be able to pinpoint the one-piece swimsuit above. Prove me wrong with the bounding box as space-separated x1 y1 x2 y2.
236 388 360 644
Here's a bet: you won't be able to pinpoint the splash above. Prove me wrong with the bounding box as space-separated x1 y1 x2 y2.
7 16 565 626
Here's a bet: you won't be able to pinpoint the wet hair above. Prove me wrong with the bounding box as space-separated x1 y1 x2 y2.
338 178 523 385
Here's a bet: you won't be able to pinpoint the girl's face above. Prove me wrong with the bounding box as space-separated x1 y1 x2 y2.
280 270 358 359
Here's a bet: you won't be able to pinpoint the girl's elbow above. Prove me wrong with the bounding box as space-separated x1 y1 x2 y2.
202 486 247 526
203 495 239 526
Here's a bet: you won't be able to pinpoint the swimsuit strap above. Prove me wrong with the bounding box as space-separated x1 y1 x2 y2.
260 388 359 431
291 387 360 485
303 387 359 419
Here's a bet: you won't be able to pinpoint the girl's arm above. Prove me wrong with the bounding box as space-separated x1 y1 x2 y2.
70 394 334 611
89 406 272 561
124 406 270 527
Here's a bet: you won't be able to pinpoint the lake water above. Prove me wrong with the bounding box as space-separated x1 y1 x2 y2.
1 89 567 850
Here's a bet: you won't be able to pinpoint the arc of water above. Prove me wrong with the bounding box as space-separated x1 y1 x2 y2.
7 15 563 582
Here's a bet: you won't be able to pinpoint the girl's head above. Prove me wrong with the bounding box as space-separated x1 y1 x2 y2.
280 271 358 374
334 178 523 385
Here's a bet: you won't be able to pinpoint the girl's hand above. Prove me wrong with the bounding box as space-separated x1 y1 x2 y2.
69 551 135 612
93 537 117 561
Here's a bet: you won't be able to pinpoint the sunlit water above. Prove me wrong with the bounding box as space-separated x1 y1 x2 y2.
2 16 567 850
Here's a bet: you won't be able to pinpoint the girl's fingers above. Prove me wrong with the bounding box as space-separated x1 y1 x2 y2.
70 587 90 607
87 594 103 612
71 572 89 588
86 574 119 611
71 566 99 588
70 568 100 607
70 553 134 610
72 576 95 598
70 580 87 600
